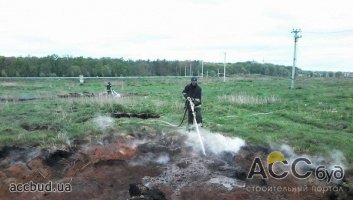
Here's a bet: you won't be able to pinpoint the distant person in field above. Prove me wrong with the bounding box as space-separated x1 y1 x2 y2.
106 82 112 95
182 76 203 129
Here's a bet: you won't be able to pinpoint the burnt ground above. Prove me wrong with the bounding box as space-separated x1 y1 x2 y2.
0 129 352 200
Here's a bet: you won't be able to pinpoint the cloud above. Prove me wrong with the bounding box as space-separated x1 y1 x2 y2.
0 0 352 71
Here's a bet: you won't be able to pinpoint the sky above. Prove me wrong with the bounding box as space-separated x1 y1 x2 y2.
0 0 352 72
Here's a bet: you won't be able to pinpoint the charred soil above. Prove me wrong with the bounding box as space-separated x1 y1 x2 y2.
0 130 351 200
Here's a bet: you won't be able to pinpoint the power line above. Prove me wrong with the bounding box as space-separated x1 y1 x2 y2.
305 29 353 34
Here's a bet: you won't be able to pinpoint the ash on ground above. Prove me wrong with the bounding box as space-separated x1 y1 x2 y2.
0 128 351 200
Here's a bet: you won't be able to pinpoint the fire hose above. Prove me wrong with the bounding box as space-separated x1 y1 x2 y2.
178 100 189 127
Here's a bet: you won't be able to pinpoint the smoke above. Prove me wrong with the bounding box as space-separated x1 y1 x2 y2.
183 128 246 155
278 144 298 159
129 152 170 166
93 116 114 130
155 153 170 164
208 176 245 190
328 150 347 169
271 144 347 183
276 144 347 168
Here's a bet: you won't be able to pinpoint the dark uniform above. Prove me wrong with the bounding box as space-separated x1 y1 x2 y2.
182 77 202 126
106 82 112 95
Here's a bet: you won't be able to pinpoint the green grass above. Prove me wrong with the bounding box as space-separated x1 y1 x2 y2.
0 77 352 167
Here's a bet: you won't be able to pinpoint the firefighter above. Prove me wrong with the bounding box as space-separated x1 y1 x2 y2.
106 82 112 95
182 77 203 129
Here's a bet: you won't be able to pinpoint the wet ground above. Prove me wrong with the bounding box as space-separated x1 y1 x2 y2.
0 128 352 200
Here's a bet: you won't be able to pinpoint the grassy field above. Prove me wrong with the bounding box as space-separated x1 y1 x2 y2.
0 77 352 166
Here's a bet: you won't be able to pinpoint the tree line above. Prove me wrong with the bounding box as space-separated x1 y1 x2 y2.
0 55 301 77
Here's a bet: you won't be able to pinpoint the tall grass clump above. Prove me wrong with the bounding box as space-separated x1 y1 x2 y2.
218 93 279 105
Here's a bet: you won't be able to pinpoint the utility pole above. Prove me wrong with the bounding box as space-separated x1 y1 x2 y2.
201 60 204 77
189 63 192 76
223 52 226 82
291 29 301 89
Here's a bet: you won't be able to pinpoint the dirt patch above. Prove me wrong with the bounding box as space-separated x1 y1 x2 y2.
57 92 94 98
112 112 160 119
0 96 41 102
21 124 50 131
124 92 149 97
45 150 73 167
0 130 351 200
129 183 167 199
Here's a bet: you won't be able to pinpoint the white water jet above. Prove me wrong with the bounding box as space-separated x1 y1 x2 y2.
189 99 206 156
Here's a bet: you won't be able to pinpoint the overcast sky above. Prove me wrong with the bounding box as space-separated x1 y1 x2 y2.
0 0 352 72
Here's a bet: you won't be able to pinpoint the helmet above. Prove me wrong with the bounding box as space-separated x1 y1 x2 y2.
191 77 197 81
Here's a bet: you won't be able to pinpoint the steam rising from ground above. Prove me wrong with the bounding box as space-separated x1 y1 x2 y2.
270 144 347 183
93 116 114 130
183 128 246 155
277 144 347 169
155 153 170 164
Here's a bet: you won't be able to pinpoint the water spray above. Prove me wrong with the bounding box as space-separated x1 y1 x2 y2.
112 90 121 98
187 97 206 156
